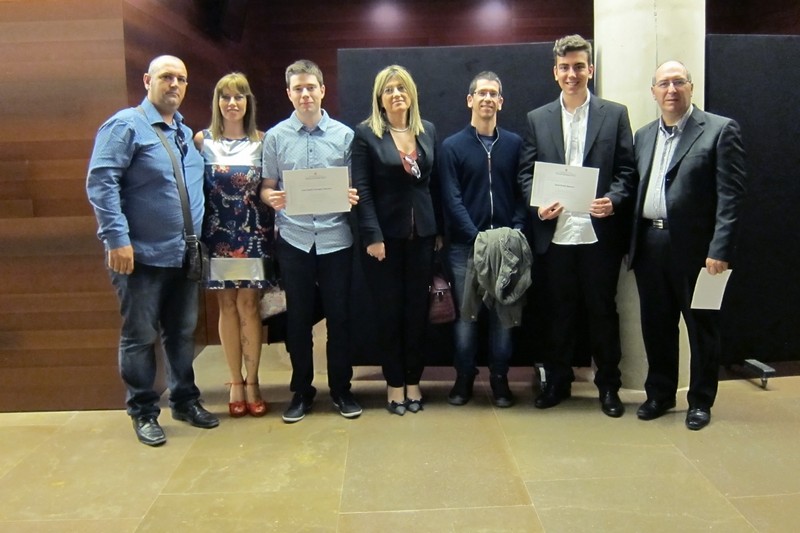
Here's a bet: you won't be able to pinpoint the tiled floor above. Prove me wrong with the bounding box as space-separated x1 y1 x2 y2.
1 325 799 532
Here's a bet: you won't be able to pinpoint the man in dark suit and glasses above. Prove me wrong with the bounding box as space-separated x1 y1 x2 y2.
629 60 747 430
517 35 637 417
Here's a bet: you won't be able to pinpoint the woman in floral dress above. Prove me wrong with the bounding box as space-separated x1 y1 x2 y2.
194 72 273 417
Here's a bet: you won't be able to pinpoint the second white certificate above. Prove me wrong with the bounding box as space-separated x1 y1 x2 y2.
283 166 351 216
529 161 599 213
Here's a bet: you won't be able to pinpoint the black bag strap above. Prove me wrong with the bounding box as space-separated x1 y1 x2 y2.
136 105 198 245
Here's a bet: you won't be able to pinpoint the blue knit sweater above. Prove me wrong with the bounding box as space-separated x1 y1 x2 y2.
439 125 528 244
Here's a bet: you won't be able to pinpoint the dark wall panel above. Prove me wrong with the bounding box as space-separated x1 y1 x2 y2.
706 34 800 364
339 43 567 367
338 43 561 138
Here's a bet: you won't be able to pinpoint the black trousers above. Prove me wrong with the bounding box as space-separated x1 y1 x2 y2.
634 227 720 409
276 237 353 397
539 240 624 393
361 236 435 388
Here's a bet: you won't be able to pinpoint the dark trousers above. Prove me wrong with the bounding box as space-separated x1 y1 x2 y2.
276 238 353 397
110 263 201 417
540 240 624 393
634 227 720 409
361 236 435 388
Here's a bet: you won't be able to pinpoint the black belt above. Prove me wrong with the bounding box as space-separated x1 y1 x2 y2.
647 218 668 229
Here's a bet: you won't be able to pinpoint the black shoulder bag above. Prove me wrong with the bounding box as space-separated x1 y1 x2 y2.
137 106 209 282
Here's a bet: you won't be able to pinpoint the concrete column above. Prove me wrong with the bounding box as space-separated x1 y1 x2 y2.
593 0 706 390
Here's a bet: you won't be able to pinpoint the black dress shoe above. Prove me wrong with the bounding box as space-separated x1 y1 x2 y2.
448 373 475 406
172 400 220 429
685 408 711 430
132 415 166 447
599 390 625 418
490 374 515 408
534 385 570 409
636 398 676 420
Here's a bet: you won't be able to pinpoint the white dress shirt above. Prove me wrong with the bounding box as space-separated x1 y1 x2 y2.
552 92 597 245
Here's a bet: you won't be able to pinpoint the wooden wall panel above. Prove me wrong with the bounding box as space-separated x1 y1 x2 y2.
0 0 129 411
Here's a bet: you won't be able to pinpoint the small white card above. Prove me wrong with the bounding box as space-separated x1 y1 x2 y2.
691 269 733 310
530 161 599 213
283 166 351 216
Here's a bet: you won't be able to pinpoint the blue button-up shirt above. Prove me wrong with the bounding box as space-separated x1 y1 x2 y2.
262 109 354 254
86 98 205 267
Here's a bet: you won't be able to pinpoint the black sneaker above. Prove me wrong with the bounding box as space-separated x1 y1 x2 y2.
448 373 475 405
282 389 315 423
132 415 166 447
490 374 515 408
332 391 363 419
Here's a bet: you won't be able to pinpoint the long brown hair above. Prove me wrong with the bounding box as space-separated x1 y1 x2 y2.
208 72 259 141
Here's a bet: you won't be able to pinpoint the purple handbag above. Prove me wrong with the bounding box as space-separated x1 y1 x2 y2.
428 272 456 324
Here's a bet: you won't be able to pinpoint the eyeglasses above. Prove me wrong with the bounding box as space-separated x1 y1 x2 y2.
654 78 690 90
473 90 500 99
383 85 408 95
158 73 188 86
403 154 421 179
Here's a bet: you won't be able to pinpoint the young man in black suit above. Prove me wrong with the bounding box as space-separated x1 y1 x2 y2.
629 60 747 430
517 35 637 417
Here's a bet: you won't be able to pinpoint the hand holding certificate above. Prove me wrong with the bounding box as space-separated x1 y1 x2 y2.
529 161 599 213
283 166 351 216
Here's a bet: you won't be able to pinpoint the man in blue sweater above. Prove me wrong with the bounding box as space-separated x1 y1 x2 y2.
439 71 528 407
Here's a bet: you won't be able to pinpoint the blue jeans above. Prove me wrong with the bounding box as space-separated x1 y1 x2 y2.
110 263 201 417
448 242 513 376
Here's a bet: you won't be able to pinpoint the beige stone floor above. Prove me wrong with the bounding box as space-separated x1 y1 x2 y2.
1 325 799 532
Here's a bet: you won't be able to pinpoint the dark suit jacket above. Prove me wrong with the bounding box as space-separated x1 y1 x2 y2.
628 106 747 272
517 95 637 255
351 120 440 246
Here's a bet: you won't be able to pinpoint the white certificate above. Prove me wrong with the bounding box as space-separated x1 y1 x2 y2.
283 166 351 216
691 269 733 310
529 161 599 213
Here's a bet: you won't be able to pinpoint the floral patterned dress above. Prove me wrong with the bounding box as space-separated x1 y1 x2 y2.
199 130 274 289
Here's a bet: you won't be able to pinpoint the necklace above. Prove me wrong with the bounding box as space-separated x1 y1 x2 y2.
388 124 410 133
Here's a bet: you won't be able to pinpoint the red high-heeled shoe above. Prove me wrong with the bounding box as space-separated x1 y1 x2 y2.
227 382 247 418
245 381 268 417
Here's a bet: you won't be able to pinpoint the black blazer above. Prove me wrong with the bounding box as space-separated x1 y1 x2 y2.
517 96 637 255
351 120 440 246
629 106 747 271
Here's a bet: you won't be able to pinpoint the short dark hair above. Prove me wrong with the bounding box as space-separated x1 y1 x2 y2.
553 34 593 64
285 59 324 88
468 71 503 95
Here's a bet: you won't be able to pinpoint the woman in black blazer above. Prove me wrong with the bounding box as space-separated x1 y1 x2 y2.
351 65 441 415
